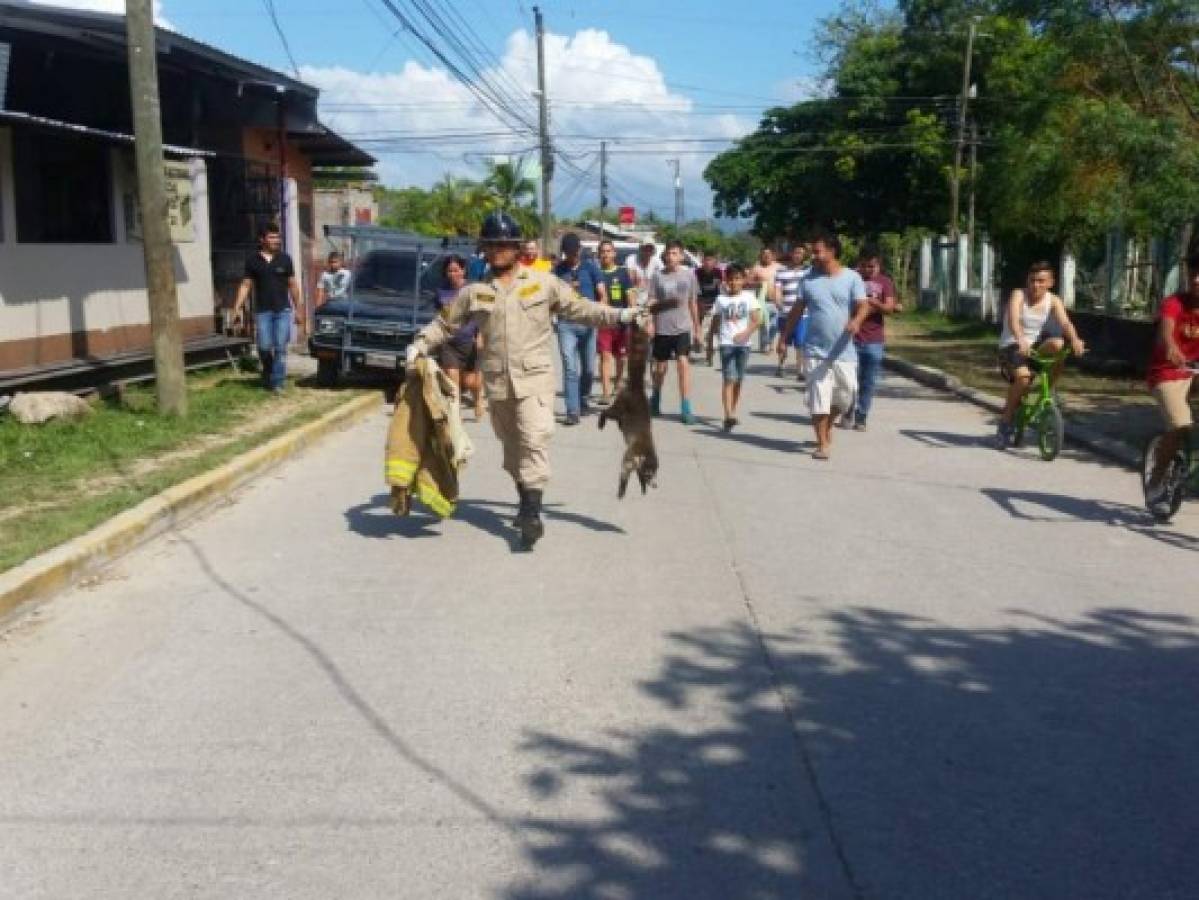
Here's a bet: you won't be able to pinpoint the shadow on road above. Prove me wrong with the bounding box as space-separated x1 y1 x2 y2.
752 410 810 428
344 493 625 548
901 428 995 449
981 488 1199 552
695 419 810 455
505 608 1199 899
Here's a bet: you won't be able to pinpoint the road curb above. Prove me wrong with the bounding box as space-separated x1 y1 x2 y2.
883 355 1141 469
0 391 382 625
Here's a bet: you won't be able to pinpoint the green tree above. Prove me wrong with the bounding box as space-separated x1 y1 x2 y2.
705 0 1199 249
483 159 537 210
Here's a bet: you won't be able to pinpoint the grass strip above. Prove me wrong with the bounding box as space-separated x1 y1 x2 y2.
887 310 1159 446
0 372 365 573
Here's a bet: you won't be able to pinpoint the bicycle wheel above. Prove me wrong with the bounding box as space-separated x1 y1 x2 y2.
1036 402 1064 461
1141 433 1190 522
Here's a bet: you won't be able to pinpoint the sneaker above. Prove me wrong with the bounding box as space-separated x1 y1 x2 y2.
564 414 580 427
596 394 612 407
995 421 1013 449
853 420 868 432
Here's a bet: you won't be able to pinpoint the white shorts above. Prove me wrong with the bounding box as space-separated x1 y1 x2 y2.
804 357 857 416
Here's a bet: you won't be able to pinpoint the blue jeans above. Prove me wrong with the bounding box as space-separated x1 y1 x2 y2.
720 345 750 383
855 341 885 421
556 322 596 416
256 309 292 389
758 306 779 351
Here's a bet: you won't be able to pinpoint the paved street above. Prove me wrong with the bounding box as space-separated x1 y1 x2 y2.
1 356 1197 899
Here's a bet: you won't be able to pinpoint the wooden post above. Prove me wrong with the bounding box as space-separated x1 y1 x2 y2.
126 0 187 415
949 19 978 241
534 6 553 256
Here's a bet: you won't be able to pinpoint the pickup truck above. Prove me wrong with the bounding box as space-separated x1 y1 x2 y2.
309 227 476 387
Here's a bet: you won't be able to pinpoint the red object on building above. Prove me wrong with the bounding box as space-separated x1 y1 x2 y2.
355 207 373 224
619 206 635 226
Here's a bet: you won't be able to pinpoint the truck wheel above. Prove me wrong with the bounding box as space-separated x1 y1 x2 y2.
316 358 339 388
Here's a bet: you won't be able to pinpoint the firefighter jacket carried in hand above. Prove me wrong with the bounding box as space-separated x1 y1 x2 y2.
413 267 627 401
385 357 473 518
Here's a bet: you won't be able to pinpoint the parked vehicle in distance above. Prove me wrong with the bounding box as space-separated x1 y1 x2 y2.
309 226 475 387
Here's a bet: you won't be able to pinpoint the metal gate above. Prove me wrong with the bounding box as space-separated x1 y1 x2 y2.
207 156 282 309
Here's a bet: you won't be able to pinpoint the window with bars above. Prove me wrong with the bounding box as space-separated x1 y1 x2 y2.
13 131 112 244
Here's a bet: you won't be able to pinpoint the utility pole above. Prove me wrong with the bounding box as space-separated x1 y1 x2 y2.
667 158 682 229
948 17 978 241
598 139 608 242
533 6 553 256
967 119 979 248
126 0 187 415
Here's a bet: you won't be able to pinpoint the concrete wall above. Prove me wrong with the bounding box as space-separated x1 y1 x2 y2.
315 187 377 235
0 127 214 371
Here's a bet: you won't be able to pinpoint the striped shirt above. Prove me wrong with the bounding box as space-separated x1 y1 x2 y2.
776 264 809 315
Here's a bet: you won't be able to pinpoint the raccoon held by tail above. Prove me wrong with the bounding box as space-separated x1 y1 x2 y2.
598 323 659 497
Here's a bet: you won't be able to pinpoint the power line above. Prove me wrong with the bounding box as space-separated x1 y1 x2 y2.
260 0 300 78
370 0 539 137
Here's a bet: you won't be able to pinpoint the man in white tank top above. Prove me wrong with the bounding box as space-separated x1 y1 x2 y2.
995 261 1086 448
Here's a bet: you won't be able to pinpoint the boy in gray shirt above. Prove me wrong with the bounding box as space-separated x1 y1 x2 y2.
648 240 701 424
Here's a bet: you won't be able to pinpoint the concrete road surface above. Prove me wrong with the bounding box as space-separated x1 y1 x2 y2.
1 355 1196 899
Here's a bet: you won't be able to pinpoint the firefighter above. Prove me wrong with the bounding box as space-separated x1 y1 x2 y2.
406 212 646 550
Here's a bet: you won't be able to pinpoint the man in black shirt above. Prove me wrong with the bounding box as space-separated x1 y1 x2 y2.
233 224 302 392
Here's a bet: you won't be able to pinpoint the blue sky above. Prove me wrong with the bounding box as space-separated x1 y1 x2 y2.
43 0 851 216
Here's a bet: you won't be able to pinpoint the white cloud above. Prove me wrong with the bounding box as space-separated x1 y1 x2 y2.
304 28 756 220
31 0 170 27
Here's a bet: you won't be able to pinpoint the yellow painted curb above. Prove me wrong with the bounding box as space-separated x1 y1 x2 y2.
0 391 382 624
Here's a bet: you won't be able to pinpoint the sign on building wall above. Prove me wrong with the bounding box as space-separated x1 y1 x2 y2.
124 159 196 243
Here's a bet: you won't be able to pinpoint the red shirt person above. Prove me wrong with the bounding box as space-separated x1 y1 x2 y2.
851 252 898 428
1145 254 1199 494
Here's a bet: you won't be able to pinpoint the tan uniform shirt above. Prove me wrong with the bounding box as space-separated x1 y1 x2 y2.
416 267 625 401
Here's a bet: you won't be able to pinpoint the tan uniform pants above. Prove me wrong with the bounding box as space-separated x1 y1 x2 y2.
489 392 555 490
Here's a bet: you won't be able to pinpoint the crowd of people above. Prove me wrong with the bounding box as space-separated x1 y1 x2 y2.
494 232 906 461
389 211 1198 544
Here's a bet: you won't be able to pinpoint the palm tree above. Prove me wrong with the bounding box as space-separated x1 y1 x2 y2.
484 159 537 211
429 175 490 236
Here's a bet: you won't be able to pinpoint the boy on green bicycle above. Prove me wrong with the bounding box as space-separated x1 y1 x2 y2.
1146 254 1199 492
996 261 1086 448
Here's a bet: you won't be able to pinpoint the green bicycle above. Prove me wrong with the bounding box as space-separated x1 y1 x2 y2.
1140 364 1199 522
1008 347 1071 461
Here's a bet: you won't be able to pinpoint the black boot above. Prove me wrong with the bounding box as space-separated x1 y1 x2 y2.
512 484 529 529
519 489 545 550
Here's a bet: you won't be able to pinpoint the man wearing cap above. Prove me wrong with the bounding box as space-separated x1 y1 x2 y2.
407 212 645 550
553 233 607 425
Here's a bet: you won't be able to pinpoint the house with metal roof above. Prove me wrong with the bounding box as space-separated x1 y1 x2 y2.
0 0 373 385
